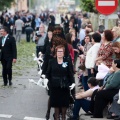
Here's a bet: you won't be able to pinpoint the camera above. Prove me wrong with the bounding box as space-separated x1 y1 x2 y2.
36 34 42 37
77 44 81 47
36 32 42 37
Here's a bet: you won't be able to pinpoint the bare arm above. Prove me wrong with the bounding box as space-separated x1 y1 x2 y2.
75 89 93 99
96 56 103 61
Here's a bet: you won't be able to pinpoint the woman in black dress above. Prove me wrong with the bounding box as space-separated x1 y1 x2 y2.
46 45 75 120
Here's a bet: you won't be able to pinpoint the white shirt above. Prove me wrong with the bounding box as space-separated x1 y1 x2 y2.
87 85 100 101
85 43 101 69
79 29 85 42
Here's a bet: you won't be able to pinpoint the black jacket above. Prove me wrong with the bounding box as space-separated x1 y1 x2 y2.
0 35 17 61
46 58 74 88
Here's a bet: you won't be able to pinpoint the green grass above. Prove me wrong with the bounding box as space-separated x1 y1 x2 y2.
0 40 37 77
13 40 37 75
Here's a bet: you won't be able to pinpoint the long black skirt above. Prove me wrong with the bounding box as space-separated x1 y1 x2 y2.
50 87 70 108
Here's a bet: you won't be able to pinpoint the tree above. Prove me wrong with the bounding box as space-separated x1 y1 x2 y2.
0 0 14 10
79 0 97 13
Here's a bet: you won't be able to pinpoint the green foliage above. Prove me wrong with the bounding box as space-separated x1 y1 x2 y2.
80 0 98 13
0 0 14 10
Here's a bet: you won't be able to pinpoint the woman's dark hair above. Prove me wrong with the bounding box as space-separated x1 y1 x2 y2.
53 26 65 39
104 30 113 41
85 35 91 42
92 32 101 42
98 25 105 33
114 59 120 68
65 33 72 44
47 26 54 32
52 35 66 47
55 45 65 53
87 77 99 86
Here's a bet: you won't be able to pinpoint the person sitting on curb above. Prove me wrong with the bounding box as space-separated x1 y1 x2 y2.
70 77 99 120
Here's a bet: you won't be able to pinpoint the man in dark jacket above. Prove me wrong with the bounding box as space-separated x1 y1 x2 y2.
0 27 17 86
48 14 55 27
25 22 33 42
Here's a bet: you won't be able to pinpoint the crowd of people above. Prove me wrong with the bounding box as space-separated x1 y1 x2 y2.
0 9 120 120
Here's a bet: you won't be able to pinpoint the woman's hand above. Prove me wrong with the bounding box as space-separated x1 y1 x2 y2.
74 49 79 53
98 86 103 91
95 57 103 63
96 60 101 66
78 46 84 51
13 59 17 63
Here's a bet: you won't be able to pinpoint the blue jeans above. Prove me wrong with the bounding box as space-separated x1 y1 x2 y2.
73 99 91 119
82 76 89 91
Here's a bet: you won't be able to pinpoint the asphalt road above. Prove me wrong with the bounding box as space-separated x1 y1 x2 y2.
0 66 52 120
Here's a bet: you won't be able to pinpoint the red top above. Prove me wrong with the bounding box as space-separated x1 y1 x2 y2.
67 44 74 62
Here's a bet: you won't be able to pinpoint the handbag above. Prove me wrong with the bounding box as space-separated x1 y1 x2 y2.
66 90 75 117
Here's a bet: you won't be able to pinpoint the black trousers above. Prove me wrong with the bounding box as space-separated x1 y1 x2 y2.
36 46 44 57
93 89 119 118
1 59 12 85
26 33 31 42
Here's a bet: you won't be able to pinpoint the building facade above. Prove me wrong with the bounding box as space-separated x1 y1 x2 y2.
9 0 28 14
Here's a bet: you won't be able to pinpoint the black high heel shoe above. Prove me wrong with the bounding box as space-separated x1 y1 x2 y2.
45 111 50 120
